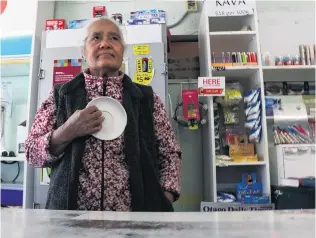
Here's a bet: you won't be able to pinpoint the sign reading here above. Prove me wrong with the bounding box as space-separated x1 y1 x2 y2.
208 0 255 17
198 77 225 96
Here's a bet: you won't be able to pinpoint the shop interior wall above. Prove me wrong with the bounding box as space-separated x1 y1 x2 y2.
54 1 315 54
168 42 202 211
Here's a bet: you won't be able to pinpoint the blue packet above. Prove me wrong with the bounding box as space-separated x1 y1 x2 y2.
244 89 258 104
248 89 261 105
217 192 236 203
242 195 270 204
245 101 261 116
245 116 261 130
236 173 263 202
249 125 262 143
265 97 278 108
247 110 260 121
68 19 89 29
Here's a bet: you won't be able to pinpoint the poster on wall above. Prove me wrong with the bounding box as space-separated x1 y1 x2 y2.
133 57 155 85
53 59 83 85
40 168 51 185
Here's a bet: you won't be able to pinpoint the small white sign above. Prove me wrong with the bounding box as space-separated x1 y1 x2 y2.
201 202 275 212
198 77 225 96
207 0 255 17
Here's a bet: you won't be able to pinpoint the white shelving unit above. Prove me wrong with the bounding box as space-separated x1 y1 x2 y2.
263 65 316 82
198 1 271 204
262 47 315 188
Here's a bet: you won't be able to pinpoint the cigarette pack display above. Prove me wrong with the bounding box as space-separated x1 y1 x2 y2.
45 19 66 30
93 6 106 18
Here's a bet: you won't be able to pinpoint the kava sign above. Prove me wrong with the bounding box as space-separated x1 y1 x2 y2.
207 0 255 17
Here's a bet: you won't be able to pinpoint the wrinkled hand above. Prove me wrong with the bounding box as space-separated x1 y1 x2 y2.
164 191 174 204
63 105 104 141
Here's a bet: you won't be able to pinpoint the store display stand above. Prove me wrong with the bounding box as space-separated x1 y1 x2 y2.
198 1 271 206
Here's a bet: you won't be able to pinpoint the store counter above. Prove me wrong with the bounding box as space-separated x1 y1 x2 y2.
1 209 314 238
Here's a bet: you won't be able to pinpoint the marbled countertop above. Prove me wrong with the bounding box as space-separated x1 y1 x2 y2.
1 209 315 238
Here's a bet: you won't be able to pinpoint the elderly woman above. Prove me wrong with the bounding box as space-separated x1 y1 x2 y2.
25 17 181 212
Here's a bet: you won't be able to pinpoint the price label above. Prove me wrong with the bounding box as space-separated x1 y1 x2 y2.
207 0 255 17
212 66 226 71
133 45 150 55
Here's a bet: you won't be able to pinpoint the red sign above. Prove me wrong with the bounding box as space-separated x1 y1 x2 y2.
203 89 224 95
53 65 81 86
93 6 106 18
0 0 8 15
198 77 225 97
45 19 66 31
182 89 200 120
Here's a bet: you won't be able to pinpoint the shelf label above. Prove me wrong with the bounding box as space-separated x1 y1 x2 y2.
212 66 226 71
133 45 150 55
208 0 255 17
201 202 275 212
198 77 225 96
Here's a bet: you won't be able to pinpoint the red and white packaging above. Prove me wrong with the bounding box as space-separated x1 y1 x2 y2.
45 19 66 30
182 89 200 120
93 6 106 18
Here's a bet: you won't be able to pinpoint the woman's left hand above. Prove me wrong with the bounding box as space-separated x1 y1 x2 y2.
164 191 174 204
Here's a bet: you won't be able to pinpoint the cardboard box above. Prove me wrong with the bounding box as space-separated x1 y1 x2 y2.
45 19 66 30
229 143 255 157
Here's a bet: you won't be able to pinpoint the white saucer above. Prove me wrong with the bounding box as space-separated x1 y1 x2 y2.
86 96 127 141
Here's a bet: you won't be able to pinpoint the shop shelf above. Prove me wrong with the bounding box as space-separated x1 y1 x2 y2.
209 31 256 40
211 65 259 77
0 154 25 162
263 65 316 70
216 161 266 167
263 65 316 82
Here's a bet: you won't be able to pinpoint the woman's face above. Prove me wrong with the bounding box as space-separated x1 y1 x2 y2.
83 20 124 73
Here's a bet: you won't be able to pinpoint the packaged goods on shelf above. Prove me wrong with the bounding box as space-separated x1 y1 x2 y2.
214 102 222 155
45 19 66 31
272 123 315 145
68 19 89 29
125 9 166 25
217 192 236 203
264 82 315 96
112 14 123 24
211 51 258 67
214 83 263 164
235 173 269 204
244 88 262 143
261 44 316 66
93 6 107 18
